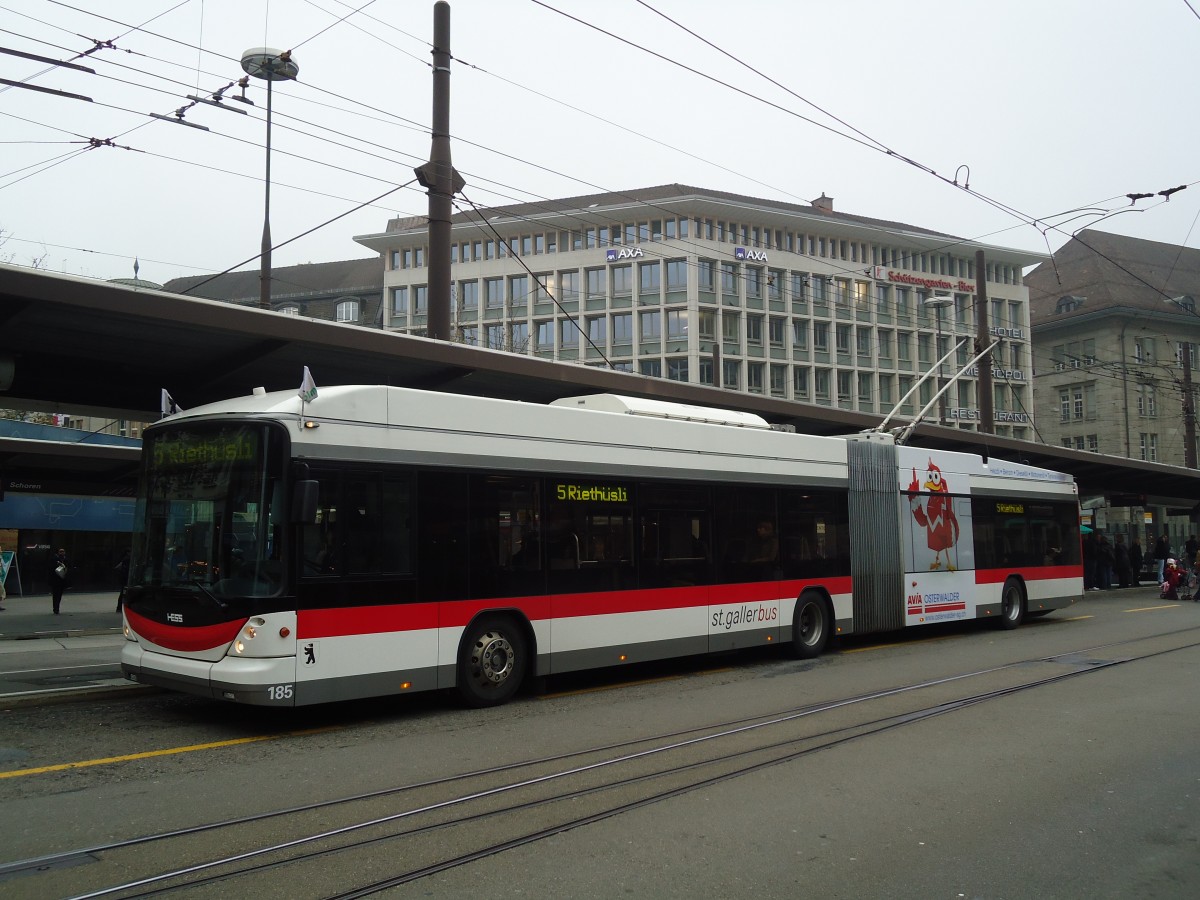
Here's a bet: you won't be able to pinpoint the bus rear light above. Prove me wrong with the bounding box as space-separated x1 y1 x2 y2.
619 654 627 661
235 641 245 654
400 682 412 690
279 627 291 638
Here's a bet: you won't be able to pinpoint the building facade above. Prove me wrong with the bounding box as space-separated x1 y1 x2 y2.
356 185 1044 438
1028 229 1200 548
163 256 384 326
1028 229 1200 466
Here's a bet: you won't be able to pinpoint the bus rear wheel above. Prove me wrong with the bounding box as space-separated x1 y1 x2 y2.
457 615 527 707
998 577 1025 630
790 593 830 659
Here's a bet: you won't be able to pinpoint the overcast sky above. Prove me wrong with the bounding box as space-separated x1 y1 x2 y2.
2 0 1199 285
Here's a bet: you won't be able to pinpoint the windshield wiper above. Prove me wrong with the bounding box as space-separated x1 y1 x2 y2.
187 578 228 608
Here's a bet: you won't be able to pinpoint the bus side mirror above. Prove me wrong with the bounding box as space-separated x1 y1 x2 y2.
292 480 319 523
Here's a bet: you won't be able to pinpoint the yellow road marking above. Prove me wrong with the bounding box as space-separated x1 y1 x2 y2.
0 726 339 780
1061 615 1094 621
1126 604 1179 612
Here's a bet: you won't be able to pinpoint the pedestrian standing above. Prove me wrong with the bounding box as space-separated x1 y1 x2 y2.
1154 533 1171 584
114 548 131 613
1114 534 1132 588
1097 534 1115 590
48 547 70 615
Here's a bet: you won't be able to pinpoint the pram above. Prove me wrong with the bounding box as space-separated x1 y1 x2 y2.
1161 559 1197 602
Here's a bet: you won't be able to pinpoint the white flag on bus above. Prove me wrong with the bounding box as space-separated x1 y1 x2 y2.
160 388 183 418
298 366 318 403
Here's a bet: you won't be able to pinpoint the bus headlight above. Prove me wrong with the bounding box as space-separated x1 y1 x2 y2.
234 618 266 655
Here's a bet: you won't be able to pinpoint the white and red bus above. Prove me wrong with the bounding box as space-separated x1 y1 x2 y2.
120 386 1081 707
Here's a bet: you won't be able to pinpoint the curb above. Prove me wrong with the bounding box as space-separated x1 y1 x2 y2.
0 682 159 710
0 627 123 642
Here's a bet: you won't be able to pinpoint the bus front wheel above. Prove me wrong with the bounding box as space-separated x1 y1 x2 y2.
791 593 830 659
457 615 527 707
998 578 1025 630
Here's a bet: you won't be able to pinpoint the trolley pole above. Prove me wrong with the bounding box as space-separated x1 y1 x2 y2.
415 1 464 342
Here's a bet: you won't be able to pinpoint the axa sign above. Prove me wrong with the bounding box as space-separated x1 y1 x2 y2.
734 247 768 262
606 247 645 261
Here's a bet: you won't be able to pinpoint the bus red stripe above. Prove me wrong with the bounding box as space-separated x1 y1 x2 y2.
975 565 1081 584
126 608 244 652
296 577 854 639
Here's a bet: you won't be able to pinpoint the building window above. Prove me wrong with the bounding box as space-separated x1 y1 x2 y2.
666 310 689 339
698 259 715 292
612 313 633 344
459 280 478 310
586 268 606 299
536 320 554 350
747 362 765 394
698 309 715 340
667 358 688 382
745 267 762 299
641 310 662 339
793 367 809 400
769 316 785 347
813 322 828 352
390 287 407 315
665 259 687 292
746 315 763 345
792 320 808 350
770 364 786 397
486 324 504 350
336 300 359 322
721 263 738 297
485 278 503 309
722 313 739 342
561 319 580 347
413 285 427 313
835 324 851 354
837 370 852 402
1138 384 1157 417
509 275 529 309
639 261 661 296
510 322 529 351
612 265 634 296
722 360 740 389
641 359 662 378
559 270 580 302
587 316 607 344
815 368 830 401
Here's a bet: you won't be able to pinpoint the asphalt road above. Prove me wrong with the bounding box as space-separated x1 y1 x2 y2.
1 586 1197 899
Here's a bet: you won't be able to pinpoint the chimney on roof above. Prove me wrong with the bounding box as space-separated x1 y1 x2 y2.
812 193 834 212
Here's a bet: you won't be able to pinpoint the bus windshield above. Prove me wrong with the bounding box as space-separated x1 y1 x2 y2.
131 423 284 600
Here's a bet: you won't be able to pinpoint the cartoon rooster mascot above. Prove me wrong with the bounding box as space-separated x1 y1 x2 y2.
908 459 959 570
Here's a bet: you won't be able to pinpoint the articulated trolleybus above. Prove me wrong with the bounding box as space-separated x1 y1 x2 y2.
121 385 1082 707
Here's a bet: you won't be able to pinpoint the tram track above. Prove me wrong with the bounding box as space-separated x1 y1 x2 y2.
6 625 1200 899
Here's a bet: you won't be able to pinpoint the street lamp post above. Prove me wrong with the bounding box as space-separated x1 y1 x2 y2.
924 294 954 424
240 47 299 310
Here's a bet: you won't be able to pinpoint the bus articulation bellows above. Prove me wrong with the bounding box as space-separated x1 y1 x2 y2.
120 386 1081 707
